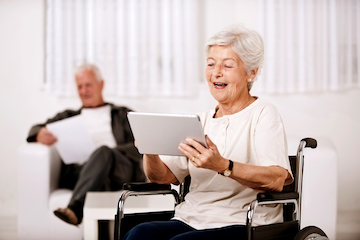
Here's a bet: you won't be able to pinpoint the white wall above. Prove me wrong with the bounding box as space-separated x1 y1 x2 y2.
1 0 359 217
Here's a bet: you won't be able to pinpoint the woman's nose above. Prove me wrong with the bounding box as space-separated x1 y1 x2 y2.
213 64 223 77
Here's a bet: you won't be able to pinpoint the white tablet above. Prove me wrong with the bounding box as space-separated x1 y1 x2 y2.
127 112 207 156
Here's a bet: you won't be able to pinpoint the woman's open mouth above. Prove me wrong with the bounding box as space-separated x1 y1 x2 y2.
214 82 227 89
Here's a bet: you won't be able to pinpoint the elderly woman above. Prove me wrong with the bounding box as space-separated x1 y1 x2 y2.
124 24 293 240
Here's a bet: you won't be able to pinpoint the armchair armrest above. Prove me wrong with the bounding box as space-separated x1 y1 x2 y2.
18 143 61 201
18 143 62 195
17 143 62 239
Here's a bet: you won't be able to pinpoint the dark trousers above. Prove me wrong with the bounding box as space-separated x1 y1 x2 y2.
123 220 247 240
59 146 139 223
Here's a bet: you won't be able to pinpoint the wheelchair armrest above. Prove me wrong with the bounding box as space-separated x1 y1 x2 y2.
123 182 172 191
247 192 300 235
257 192 299 202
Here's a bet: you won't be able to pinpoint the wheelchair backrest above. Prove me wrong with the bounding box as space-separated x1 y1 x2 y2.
282 156 297 193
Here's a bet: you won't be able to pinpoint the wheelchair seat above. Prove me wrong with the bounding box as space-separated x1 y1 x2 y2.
114 138 330 240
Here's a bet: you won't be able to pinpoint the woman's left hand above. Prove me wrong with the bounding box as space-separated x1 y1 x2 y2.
178 135 229 173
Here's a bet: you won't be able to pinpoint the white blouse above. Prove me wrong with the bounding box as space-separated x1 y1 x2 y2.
161 98 292 230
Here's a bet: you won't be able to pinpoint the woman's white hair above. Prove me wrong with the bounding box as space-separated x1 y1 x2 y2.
74 63 103 82
205 24 264 91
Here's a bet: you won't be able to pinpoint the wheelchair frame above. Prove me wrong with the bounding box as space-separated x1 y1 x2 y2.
114 138 328 240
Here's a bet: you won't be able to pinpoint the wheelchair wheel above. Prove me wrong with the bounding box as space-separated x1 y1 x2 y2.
294 226 328 240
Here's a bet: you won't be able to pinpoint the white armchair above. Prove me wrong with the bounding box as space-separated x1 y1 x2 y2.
17 143 172 240
17 143 83 240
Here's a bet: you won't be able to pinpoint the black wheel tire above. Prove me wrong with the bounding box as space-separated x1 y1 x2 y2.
294 226 328 240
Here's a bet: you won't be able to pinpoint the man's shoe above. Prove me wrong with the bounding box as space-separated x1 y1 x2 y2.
54 208 79 226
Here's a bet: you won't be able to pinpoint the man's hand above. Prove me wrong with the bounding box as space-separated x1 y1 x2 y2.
36 127 57 145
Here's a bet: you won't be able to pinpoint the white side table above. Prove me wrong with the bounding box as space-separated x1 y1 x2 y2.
83 190 176 240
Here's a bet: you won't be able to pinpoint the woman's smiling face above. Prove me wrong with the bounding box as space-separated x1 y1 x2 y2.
205 45 252 106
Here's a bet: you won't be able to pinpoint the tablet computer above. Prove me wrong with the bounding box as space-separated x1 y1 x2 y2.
127 112 207 156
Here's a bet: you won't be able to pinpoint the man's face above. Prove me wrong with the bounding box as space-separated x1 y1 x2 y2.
75 70 104 107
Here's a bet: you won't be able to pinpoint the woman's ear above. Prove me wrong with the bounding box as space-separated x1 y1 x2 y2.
248 68 259 82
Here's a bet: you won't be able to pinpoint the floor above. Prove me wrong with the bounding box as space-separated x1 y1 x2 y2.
336 210 360 240
1 210 360 240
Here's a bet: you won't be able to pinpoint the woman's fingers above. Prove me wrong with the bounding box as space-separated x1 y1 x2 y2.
178 142 198 158
185 138 207 153
178 143 201 168
178 137 214 167
178 136 223 170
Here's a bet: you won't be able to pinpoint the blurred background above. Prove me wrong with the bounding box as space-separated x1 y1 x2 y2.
1 0 359 239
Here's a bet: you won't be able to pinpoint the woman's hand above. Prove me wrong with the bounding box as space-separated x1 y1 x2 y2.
178 135 229 173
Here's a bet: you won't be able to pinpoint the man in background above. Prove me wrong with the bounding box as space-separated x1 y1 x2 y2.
27 63 145 225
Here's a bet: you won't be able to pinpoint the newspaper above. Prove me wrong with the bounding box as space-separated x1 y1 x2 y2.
46 115 95 164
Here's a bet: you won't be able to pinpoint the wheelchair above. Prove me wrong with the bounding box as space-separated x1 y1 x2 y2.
114 138 329 240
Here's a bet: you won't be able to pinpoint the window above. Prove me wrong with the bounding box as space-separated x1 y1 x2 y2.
256 0 360 93
45 0 199 97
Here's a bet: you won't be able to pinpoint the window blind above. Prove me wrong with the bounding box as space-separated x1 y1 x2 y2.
256 0 360 93
45 0 199 97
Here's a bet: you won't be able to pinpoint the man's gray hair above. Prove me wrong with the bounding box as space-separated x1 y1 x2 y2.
75 63 103 82
205 24 264 90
